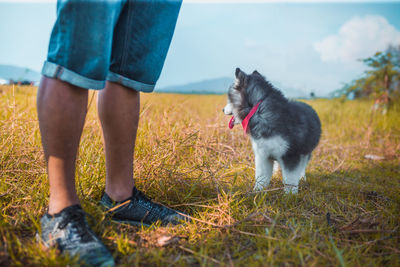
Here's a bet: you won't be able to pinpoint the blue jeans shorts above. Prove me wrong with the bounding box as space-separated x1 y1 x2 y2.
42 0 182 92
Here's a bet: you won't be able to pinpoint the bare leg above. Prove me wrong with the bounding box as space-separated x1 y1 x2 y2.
37 77 88 214
97 81 139 201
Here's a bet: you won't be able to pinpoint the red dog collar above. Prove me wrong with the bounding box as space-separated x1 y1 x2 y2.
229 100 261 134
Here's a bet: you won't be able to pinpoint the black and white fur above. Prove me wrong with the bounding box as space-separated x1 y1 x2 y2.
223 68 321 193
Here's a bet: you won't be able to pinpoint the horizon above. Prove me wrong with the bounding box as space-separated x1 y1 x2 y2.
1 1 400 96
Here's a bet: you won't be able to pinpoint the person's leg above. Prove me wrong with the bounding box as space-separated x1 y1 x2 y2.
100 0 182 201
36 2 124 266
98 81 139 202
98 82 191 226
39 0 123 215
37 77 88 215
97 0 190 227
37 79 114 267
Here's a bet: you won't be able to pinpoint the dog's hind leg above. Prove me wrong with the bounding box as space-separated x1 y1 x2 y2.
281 154 309 193
281 166 301 194
280 154 300 194
301 154 311 181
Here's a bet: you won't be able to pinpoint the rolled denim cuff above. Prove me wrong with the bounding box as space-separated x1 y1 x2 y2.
107 71 155 93
41 61 105 90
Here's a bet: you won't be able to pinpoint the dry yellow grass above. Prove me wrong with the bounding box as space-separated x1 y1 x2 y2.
0 85 399 266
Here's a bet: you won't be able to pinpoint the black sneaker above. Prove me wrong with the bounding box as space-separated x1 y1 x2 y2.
100 187 190 226
37 205 115 267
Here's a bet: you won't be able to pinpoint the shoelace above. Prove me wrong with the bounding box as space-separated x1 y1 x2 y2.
58 208 94 243
132 189 172 219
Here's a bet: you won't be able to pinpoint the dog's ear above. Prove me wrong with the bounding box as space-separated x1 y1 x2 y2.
235 68 241 78
252 70 261 76
235 68 247 88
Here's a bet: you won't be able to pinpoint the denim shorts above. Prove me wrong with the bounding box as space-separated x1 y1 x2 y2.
42 0 182 92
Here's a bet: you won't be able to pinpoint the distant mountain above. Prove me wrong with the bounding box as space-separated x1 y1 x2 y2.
0 64 41 82
0 65 309 98
156 77 308 98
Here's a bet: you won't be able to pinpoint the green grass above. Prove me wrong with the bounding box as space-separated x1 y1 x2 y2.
0 85 399 266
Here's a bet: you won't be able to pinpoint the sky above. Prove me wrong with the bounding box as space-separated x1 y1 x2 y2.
1 0 400 96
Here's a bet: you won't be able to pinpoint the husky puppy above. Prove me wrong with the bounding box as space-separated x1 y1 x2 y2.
223 68 321 193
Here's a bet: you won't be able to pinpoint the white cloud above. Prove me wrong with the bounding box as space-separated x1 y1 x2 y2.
314 15 400 64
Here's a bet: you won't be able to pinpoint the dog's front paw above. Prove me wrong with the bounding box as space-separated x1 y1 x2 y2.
284 184 298 194
253 183 265 191
253 178 270 191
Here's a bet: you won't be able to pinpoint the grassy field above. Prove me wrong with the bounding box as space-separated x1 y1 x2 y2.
0 85 399 266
